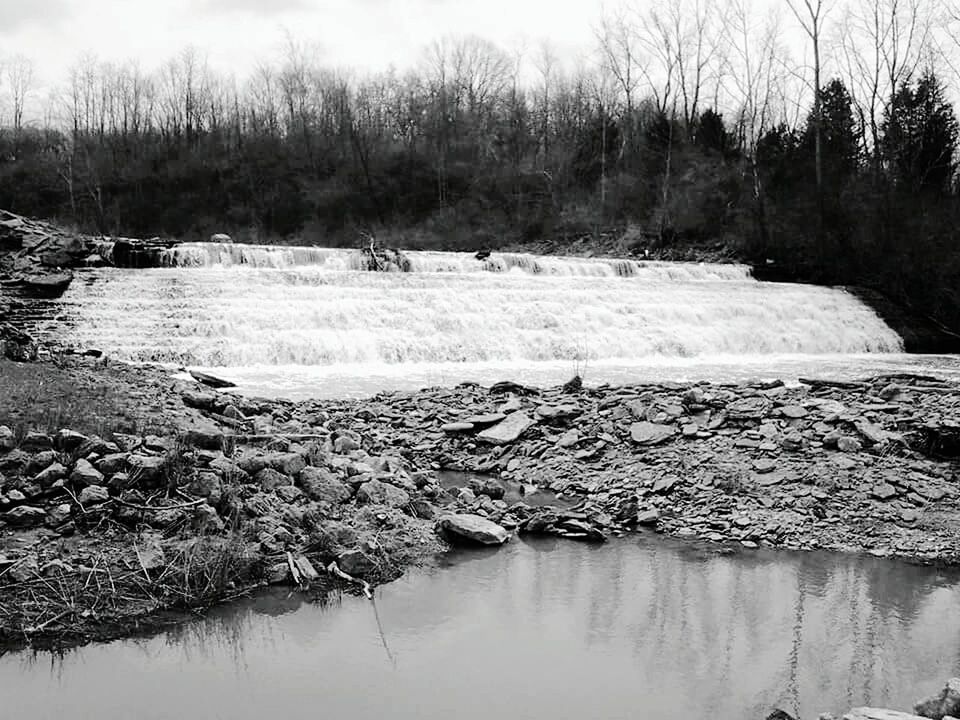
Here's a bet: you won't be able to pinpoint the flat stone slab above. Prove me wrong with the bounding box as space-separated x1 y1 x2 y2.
843 709 929 720
442 422 474 434
478 412 535 445
630 421 676 446
464 413 506 426
439 514 509 545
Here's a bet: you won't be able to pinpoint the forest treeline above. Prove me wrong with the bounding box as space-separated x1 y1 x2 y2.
2 0 960 331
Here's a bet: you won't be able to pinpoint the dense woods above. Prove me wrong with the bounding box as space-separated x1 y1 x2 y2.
3 0 960 331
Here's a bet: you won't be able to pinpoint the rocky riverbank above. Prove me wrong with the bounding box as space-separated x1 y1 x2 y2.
2 351 960 649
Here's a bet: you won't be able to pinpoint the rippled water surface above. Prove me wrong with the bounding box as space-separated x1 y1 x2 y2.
4 537 960 720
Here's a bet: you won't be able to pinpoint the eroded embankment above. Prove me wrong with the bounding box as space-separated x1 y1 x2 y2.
1 355 959 650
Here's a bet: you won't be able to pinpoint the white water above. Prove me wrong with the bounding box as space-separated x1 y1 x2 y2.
30 244 947 398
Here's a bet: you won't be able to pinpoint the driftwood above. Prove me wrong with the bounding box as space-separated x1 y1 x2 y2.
326 561 373 599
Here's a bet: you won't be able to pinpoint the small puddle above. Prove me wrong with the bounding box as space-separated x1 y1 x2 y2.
435 469 579 509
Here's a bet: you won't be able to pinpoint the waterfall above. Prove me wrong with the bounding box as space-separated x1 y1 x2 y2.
46 252 904 370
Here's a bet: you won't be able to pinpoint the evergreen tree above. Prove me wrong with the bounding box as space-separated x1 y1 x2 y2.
807 79 860 189
882 70 959 194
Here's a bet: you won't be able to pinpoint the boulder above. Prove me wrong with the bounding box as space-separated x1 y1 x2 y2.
356 479 409 508
630 421 676 446
78 485 110 505
477 412 535 445
298 467 352 503
438 514 509 545
34 462 67 487
70 458 105 486
265 452 307 477
338 548 378 577
914 678 960 719
4 505 47 528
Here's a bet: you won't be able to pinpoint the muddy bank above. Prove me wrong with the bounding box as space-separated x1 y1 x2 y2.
2 354 960 649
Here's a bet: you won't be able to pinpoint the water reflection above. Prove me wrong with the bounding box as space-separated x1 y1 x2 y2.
3 538 960 720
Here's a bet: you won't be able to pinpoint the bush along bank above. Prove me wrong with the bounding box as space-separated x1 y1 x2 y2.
2 362 960 649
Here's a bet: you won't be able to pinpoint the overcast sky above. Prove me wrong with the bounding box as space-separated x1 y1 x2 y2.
2 0 601 89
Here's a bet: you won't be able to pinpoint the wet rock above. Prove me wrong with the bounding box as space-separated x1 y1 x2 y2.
557 518 606 542
357 479 409 508
78 484 110 505
914 677 960 719
478 412 535 445
4 505 47 527
299 467 352 503
630 421 676 446
439 513 509 545
468 476 505 500
70 458 105 486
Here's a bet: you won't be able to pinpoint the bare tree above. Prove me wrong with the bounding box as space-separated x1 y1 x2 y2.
6 54 34 137
838 0 935 159
785 0 833 240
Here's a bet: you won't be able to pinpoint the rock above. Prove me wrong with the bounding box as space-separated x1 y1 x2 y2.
878 383 902 401
4 505 47 527
726 396 772 421
837 436 863 453
766 711 798 720
298 467 352 503
46 503 72 527
779 405 808 419
25 450 58 476
856 421 889 445
128 454 167 484
636 508 660 525
182 390 217 411
439 514 509 545
187 472 222 506
96 452 130 474
182 427 225 450
781 431 804 451
265 452 307 476
256 467 292 492
557 429 580 448
871 483 899 501
442 422 474 434
21 431 52 450
914 677 960 719
189 370 236 388
557 518 607 542
356 479 409 508
464 413 506 426
630 421 676 446
536 404 580 420
70 458 105 486
409 498 437 519
54 429 88 452
844 710 930 720
338 548 378 576
78 484 110 505
477 412 535 445
334 434 361 454
468 476 505 500
653 475 680 493
0 426 14 451
210 233 232 243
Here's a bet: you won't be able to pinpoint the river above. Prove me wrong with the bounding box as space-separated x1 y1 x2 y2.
3 537 960 719
13 244 960 398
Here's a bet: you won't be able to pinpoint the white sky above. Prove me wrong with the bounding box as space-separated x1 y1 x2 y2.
1 0 601 88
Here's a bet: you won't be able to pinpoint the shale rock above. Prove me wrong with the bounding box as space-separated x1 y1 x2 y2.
438 514 509 545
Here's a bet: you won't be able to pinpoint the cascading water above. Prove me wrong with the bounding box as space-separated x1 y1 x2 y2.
25 243 951 398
